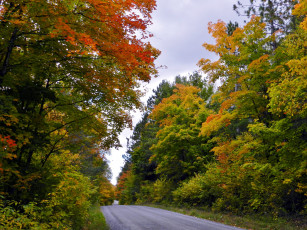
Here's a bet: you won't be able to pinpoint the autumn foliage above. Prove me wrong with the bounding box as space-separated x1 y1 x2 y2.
0 0 158 228
117 0 306 220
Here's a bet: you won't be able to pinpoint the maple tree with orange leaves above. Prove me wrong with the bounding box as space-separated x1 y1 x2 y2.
0 0 159 168
116 1 306 220
0 0 159 228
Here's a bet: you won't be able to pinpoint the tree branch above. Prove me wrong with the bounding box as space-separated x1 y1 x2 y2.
0 27 19 84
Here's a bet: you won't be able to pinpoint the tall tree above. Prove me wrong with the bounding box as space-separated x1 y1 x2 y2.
149 84 213 181
118 73 213 203
234 0 301 49
197 1 307 214
0 0 159 203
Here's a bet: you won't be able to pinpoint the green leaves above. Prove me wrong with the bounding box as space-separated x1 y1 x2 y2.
117 0 306 216
0 0 159 227
149 84 213 181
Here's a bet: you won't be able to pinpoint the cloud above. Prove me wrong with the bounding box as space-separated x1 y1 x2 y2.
108 0 249 184
150 0 248 76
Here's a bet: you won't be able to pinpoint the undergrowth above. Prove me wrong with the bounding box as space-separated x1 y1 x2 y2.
144 203 306 230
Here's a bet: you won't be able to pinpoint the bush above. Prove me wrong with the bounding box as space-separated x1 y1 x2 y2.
0 169 97 229
173 164 222 207
152 178 174 204
0 199 69 229
135 181 154 204
47 170 96 229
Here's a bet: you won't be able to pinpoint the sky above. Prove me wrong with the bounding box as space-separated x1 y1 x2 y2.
107 0 248 185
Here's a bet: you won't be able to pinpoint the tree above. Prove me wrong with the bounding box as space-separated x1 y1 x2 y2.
0 0 159 227
234 0 300 34
118 73 214 203
197 1 307 214
149 84 213 181
234 0 302 49
199 16 275 138
0 0 158 199
0 0 159 165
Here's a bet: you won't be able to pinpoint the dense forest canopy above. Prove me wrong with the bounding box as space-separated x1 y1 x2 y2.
0 0 158 229
116 0 307 217
0 0 306 229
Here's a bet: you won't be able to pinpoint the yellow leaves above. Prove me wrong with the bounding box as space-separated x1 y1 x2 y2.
46 110 65 123
295 183 307 195
4 153 17 160
237 75 249 84
148 154 157 164
0 114 19 127
97 176 115 205
268 57 307 117
283 179 292 185
150 84 204 127
198 16 272 90
198 59 225 83
286 57 307 77
292 0 307 30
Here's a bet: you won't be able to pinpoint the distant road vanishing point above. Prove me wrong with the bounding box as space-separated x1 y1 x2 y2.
101 205 244 230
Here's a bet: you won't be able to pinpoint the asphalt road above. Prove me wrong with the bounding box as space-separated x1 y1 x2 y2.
101 205 244 230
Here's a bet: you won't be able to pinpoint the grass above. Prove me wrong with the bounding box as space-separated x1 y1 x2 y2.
144 203 306 230
84 203 109 230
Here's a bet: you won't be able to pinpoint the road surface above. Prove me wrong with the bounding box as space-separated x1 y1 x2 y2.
101 205 244 230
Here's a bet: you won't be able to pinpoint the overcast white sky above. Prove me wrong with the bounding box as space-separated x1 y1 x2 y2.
107 0 248 185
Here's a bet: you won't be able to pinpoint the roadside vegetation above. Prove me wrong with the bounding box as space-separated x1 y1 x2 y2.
85 203 109 230
116 1 307 229
146 204 306 230
0 0 158 229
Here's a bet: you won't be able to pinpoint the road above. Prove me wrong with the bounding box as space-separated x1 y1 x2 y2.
101 205 244 230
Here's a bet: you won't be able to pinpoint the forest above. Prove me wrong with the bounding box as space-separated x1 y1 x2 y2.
0 0 158 229
0 0 306 229
116 0 307 220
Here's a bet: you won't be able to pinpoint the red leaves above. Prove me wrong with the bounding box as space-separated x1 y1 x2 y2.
0 135 17 150
46 0 159 82
0 135 17 174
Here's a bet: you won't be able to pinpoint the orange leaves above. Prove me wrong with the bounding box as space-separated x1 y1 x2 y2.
200 91 251 137
248 54 270 72
292 0 307 30
204 20 228 54
212 140 236 166
52 18 98 51
0 4 7 20
198 15 279 135
199 16 272 84
115 169 132 199
219 90 251 113
78 33 98 51
46 0 158 80
50 17 76 38
211 134 256 176
205 114 221 124
200 111 237 137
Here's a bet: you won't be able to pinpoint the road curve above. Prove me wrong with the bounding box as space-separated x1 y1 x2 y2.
101 205 244 230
